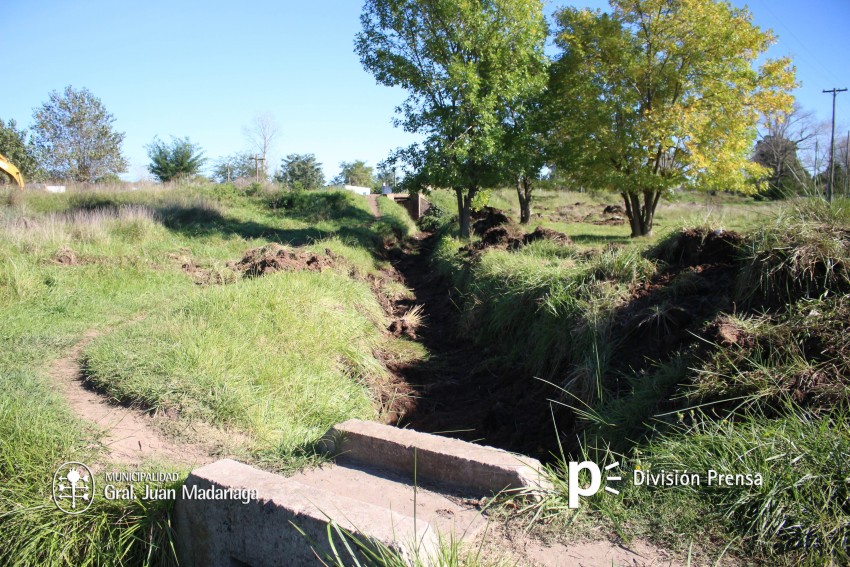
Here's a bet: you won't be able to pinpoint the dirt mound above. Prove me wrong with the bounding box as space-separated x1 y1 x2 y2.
53 246 79 265
230 244 335 277
472 206 512 234
655 227 744 267
521 226 572 246
480 226 517 247
603 204 625 215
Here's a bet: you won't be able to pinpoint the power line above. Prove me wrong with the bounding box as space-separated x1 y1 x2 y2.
751 0 844 87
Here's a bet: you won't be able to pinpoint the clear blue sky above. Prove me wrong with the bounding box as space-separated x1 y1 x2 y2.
2 1 848 182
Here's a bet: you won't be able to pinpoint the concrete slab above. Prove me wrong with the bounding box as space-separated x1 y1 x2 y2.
293 463 487 540
320 419 551 496
175 459 441 567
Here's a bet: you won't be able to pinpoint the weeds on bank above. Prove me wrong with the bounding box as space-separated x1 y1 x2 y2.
427 194 850 564
0 186 421 564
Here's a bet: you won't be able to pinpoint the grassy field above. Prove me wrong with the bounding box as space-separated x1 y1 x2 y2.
422 188 850 565
0 184 420 565
2 182 847 566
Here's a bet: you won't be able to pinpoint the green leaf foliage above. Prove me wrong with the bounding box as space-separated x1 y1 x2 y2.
146 136 206 182
356 0 548 237
32 85 128 183
548 0 797 235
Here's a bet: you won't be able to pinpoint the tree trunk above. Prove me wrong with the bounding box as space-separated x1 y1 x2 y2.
622 189 661 237
457 188 474 239
517 175 533 224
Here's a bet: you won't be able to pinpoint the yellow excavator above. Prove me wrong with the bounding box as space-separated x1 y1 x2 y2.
0 153 25 189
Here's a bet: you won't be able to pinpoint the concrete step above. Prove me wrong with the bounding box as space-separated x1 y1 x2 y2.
320 419 551 496
175 459 485 567
175 421 551 566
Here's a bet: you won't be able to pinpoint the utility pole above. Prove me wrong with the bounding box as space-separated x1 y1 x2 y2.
823 88 847 202
250 154 266 184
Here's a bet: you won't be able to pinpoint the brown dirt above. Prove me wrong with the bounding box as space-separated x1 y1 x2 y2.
521 226 572 246
479 525 685 567
53 246 79 265
366 194 382 218
228 243 335 277
472 206 512 233
380 233 556 457
654 227 744 267
49 330 223 470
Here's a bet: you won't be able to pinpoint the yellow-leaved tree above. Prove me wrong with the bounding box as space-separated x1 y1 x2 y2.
548 0 797 236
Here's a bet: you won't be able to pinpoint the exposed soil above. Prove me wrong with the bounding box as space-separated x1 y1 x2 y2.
381 233 559 458
228 243 336 277
53 246 80 265
49 329 224 470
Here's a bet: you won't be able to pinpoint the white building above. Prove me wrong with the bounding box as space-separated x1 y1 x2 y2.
342 184 371 196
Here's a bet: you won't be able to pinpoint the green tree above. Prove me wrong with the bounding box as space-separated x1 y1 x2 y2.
753 103 820 199
276 154 325 190
333 160 374 187
32 86 127 183
0 118 39 181
357 0 548 238
502 93 548 224
146 136 206 182
211 152 256 183
548 0 796 237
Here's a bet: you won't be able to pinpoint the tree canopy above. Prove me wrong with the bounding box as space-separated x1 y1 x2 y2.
276 154 325 190
32 86 128 183
211 152 256 184
548 0 796 236
146 137 206 182
0 118 39 182
333 160 375 188
356 0 548 238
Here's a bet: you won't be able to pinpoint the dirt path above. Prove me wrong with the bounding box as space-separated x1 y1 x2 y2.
366 194 382 218
49 329 216 469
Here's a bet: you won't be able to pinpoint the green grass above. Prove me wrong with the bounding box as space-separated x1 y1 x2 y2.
0 185 422 564
83 269 402 448
429 192 849 564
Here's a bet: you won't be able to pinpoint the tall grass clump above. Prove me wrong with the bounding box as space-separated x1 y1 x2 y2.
638 408 849 564
82 269 409 449
439 243 650 388
376 196 417 238
736 200 850 308
0 371 179 566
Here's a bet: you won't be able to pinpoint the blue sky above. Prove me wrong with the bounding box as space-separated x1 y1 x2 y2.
2 1 848 182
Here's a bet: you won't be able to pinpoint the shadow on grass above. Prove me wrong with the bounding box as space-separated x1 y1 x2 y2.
569 233 632 246
61 193 394 249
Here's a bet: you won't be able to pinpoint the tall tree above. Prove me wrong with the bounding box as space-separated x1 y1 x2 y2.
0 118 39 181
333 160 375 187
502 92 548 224
243 112 280 180
276 154 325 190
548 0 796 237
32 86 128 183
211 152 256 183
146 137 206 182
357 0 548 238
754 103 822 198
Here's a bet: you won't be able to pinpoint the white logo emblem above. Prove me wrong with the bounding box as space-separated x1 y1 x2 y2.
53 462 94 514
568 460 622 508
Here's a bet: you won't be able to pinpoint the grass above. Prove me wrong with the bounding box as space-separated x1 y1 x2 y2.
426 189 850 565
0 185 422 564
